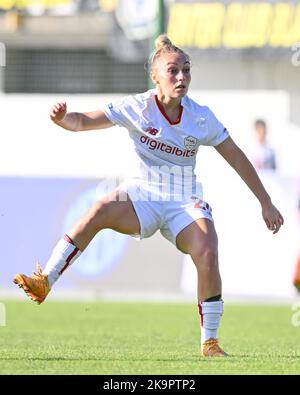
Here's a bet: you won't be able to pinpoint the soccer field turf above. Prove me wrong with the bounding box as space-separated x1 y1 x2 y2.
0 300 299 375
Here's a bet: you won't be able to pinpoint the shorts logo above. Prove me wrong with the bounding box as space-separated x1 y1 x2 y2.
191 197 212 216
145 127 159 136
184 136 198 150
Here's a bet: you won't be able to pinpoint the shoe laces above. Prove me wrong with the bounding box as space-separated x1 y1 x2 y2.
204 338 224 352
33 263 44 278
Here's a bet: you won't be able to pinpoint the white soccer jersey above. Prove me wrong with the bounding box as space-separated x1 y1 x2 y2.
103 89 229 198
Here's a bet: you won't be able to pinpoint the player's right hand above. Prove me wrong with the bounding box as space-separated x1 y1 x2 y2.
50 102 67 123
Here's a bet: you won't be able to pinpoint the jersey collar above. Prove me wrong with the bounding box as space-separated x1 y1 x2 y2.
154 94 184 126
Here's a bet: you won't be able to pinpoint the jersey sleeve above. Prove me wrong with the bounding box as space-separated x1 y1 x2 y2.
102 97 136 130
204 108 229 146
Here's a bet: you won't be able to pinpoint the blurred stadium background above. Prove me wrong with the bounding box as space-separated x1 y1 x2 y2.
0 0 300 302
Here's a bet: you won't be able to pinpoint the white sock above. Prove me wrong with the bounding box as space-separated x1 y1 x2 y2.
198 300 224 344
42 235 81 287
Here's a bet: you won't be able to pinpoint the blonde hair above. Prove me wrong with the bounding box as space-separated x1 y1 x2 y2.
148 34 189 72
154 34 173 51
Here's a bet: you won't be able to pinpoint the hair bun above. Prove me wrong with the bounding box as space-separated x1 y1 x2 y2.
155 34 172 50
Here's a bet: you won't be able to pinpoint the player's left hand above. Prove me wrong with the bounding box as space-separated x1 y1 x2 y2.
261 201 284 234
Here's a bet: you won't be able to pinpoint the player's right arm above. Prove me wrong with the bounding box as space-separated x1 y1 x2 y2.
50 102 114 131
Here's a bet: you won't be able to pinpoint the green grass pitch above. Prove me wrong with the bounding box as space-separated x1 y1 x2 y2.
0 300 299 374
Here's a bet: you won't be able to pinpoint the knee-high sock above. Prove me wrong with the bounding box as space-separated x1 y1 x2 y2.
42 235 81 287
198 300 224 344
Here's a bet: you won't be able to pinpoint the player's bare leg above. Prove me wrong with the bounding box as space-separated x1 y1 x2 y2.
176 218 221 301
13 189 140 303
176 218 227 357
68 189 140 251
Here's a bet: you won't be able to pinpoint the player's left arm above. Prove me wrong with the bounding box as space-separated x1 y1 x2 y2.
215 136 284 234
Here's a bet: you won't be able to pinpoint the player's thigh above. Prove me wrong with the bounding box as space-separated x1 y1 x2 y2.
92 189 141 235
176 218 218 256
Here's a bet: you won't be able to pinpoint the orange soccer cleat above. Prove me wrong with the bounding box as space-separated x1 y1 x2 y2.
13 263 51 304
201 338 228 357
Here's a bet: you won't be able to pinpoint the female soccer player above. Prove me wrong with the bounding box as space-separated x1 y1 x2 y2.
14 35 284 357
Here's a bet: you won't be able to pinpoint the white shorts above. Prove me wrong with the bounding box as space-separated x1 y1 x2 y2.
118 179 213 248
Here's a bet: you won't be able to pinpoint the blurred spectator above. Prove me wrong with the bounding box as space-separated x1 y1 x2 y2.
73 0 99 12
249 119 277 171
